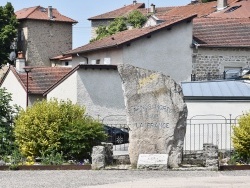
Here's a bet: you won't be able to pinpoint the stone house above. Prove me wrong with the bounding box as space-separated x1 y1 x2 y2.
192 0 250 79
87 1 174 40
64 15 196 83
15 6 77 66
143 0 250 80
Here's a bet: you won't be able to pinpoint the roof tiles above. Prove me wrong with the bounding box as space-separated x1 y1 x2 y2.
208 0 250 18
15 6 77 23
14 66 72 94
65 14 197 55
193 17 250 47
88 3 146 20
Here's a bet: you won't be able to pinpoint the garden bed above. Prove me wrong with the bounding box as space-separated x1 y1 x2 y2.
0 164 91 171
219 165 250 171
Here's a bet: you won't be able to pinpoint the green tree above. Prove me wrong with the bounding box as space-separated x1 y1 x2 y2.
14 99 106 161
0 2 18 67
91 10 147 42
0 88 17 155
127 10 147 28
107 17 127 35
232 113 250 163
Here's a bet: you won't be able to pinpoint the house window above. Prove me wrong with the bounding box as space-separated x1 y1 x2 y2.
18 29 24 41
91 59 100 64
224 67 242 79
104 58 111 64
65 61 69 66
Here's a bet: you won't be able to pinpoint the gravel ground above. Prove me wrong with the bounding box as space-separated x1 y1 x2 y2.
0 170 250 188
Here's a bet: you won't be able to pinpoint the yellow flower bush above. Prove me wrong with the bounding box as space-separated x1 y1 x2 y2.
232 113 250 163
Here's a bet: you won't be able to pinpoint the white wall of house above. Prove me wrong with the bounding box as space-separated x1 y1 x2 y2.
184 100 250 151
47 71 78 103
186 100 250 119
71 48 123 67
76 68 125 120
47 67 125 120
1 70 26 109
123 21 193 83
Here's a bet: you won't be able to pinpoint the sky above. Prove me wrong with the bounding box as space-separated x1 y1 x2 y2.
1 0 191 49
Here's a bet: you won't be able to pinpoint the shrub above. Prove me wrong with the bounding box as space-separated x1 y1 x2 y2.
14 99 106 161
0 88 18 156
232 113 250 163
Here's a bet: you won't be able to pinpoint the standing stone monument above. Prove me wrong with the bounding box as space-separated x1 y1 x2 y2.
117 64 188 169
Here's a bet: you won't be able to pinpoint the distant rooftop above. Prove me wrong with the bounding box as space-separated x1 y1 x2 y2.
15 6 77 23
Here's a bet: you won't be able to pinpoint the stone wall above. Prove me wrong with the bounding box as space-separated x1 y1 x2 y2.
18 20 73 66
90 20 112 40
192 47 250 78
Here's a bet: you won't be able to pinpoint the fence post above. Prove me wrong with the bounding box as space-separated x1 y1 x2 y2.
229 114 232 159
223 71 226 79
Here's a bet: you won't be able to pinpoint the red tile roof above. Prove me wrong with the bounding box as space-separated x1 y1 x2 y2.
65 14 197 55
193 17 250 47
208 0 250 18
15 6 77 23
12 66 72 94
88 3 175 20
157 0 237 19
50 54 72 61
88 3 146 20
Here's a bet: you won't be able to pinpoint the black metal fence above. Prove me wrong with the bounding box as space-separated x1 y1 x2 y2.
102 115 128 152
184 114 239 153
102 114 241 154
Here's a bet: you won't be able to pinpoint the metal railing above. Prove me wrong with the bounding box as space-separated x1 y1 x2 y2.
102 114 241 154
184 114 239 153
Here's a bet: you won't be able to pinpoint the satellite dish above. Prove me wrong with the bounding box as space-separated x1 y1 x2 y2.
9 51 16 61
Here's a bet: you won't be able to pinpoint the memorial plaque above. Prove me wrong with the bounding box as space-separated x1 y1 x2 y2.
138 154 168 165
137 154 168 170
118 64 188 168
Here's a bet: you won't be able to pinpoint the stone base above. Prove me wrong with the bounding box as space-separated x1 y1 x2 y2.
137 164 168 170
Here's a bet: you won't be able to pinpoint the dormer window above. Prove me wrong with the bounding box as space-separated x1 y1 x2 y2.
225 5 241 13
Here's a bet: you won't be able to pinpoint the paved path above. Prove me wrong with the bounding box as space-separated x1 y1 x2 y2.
0 170 249 188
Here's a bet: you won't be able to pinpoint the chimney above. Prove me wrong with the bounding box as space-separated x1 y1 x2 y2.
15 51 26 72
133 0 137 5
217 0 227 11
150 4 156 13
48 6 53 19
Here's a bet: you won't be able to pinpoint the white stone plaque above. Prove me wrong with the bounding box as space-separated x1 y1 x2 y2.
138 154 168 165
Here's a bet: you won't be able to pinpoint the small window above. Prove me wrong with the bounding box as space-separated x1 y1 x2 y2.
18 30 24 41
225 5 241 13
224 67 241 79
91 59 100 64
104 58 111 65
65 61 69 66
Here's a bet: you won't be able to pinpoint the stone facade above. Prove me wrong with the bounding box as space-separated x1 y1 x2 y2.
192 47 250 79
17 20 73 66
90 20 113 40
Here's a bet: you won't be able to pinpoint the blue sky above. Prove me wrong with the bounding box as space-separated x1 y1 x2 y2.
1 0 191 49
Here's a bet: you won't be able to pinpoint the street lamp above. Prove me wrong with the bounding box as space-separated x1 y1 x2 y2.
23 67 33 108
